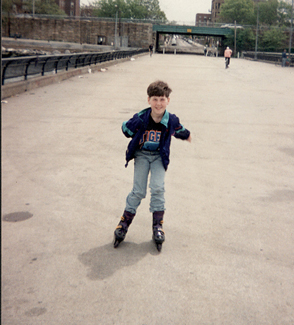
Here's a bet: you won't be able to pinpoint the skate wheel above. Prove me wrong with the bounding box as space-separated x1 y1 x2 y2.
113 239 120 248
156 243 162 252
113 235 123 248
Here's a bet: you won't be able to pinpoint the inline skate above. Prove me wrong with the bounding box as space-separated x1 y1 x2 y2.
113 211 135 248
152 211 165 252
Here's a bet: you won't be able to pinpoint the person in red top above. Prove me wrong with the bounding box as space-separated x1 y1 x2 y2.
224 46 233 67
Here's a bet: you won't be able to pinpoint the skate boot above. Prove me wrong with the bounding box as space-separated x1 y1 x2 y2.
114 210 135 248
152 211 165 252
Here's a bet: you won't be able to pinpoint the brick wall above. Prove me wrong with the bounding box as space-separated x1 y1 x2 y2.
2 17 153 48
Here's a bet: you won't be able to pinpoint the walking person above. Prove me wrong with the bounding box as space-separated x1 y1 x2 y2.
204 46 207 57
282 49 287 67
224 46 233 68
149 44 153 57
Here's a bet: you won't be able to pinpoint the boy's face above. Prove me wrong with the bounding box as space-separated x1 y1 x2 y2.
148 96 170 118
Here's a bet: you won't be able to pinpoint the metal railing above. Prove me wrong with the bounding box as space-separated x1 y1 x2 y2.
242 51 293 67
1 49 147 85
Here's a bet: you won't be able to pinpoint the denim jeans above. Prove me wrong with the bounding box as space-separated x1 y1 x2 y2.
125 149 166 214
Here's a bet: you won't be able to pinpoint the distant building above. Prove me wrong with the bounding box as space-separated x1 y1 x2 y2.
195 0 225 25
55 0 66 13
80 5 94 17
55 0 80 17
210 0 224 23
195 13 211 26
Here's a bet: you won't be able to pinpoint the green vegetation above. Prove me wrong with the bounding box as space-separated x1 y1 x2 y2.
218 0 255 25
260 28 287 51
91 0 166 20
219 0 292 52
34 0 66 15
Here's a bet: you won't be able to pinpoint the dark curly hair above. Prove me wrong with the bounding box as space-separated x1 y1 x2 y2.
147 80 172 98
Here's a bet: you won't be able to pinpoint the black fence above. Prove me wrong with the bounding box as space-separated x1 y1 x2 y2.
2 49 147 85
242 51 293 67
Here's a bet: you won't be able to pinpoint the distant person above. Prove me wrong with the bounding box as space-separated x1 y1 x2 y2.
224 46 233 67
149 44 153 57
204 46 207 56
282 49 287 67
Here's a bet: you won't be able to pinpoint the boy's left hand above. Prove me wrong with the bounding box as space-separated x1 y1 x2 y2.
187 135 192 143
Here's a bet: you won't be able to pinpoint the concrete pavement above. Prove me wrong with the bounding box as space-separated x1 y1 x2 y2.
2 53 294 324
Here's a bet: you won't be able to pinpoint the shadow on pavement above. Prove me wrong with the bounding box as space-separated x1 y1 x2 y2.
78 240 159 280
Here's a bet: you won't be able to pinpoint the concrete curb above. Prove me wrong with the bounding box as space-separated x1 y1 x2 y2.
1 53 147 99
2 37 114 52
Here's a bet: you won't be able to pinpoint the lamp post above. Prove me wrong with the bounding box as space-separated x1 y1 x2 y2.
254 3 260 60
289 0 293 58
234 20 237 57
114 5 118 49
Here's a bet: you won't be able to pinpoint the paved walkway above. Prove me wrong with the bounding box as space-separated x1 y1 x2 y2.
2 54 294 324
2 37 115 53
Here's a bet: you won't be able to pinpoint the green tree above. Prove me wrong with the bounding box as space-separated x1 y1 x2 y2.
236 28 255 51
92 0 166 20
92 0 124 17
2 0 13 13
223 28 255 52
260 28 287 51
277 1 292 26
253 0 292 27
142 0 164 19
35 0 66 15
218 0 255 24
258 0 279 26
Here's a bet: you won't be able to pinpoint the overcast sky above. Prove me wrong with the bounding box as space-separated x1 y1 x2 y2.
80 0 213 24
159 0 212 24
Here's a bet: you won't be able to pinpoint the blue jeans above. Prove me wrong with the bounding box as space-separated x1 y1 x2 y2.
125 150 166 214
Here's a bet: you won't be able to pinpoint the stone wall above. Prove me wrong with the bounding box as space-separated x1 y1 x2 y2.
2 17 153 48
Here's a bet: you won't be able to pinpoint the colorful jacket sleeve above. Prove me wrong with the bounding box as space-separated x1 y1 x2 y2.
171 115 190 140
121 114 141 138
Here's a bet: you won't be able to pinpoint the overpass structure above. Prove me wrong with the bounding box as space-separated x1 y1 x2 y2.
153 24 233 52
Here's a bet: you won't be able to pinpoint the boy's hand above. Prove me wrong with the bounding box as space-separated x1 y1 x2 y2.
187 135 192 143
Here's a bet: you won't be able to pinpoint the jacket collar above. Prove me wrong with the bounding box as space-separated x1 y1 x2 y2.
139 108 169 128
160 109 169 128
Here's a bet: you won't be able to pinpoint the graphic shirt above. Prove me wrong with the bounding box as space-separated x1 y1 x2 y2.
139 115 162 151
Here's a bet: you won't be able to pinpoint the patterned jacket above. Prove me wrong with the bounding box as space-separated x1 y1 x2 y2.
122 107 190 170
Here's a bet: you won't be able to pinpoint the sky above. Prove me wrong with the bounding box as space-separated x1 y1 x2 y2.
80 0 213 25
158 0 213 24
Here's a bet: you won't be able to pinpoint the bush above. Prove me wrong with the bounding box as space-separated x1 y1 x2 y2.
259 28 287 52
223 28 256 54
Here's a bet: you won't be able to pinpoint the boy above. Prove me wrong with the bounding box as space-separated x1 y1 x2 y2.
114 80 191 251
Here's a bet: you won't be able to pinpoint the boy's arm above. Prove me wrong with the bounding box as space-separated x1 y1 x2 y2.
122 114 140 138
173 121 191 141
122 120 134 138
